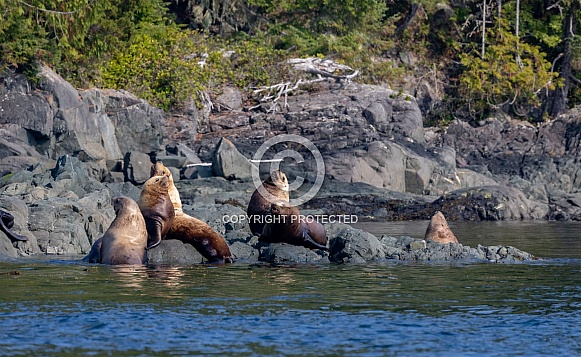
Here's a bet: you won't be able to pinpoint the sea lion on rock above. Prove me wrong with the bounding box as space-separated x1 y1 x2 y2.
99 196 148 265
150 162 233 263
0 210 28 242
166 215 233 263
150 161 182 214
138 175 176 249
424 211 459 244
260 201 328 250
247 170 290 236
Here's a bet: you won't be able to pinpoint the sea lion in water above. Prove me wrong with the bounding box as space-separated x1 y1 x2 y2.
247 170 290 236
260 201 328 250
99 196 148 265
0 210 28 242
138 175 176 249
83 236 103 263
150 162 233 263
424 211 459 244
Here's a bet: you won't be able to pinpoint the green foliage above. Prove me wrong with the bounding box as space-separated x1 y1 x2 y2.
100 29 289 110
0 0 172 82
458 18 558 119
248 0 387 34
1 0 578 120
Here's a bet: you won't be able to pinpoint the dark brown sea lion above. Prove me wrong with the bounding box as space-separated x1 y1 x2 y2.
0 210 28 242
247 170 290 236
99 196 148 265
138 175 176 249
424 211 459 244
150 162 233 263
260 202 328 250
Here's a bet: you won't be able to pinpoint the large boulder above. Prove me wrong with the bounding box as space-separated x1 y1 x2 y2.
0 67 165 177
211 138 255 180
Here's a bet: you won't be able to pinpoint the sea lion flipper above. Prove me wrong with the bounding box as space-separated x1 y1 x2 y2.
145 219 163 249
301 230 328 251
1 211 15 229
83 237 103 263
0 212 28 242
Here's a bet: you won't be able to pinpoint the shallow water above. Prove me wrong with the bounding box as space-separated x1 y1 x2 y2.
1 221 581 356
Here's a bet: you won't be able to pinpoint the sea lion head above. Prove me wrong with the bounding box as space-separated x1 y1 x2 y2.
425 211 459 244
151 161 172 180
266 170 289 192
143 175 171 195
111 196 140 217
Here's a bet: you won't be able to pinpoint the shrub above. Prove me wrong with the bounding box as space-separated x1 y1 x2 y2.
458 19 558 120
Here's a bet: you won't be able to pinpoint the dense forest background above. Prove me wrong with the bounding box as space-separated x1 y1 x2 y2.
2 0 581 125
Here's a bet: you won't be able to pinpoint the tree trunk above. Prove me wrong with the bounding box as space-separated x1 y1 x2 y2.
547 3 576 119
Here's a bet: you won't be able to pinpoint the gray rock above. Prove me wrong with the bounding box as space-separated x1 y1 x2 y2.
329 223 385 263
431 185 550 220
156 155 186 169
104 182 142 203
123 151 152 185
379 235 535 262
95 89 165 156
51 155 103 198
259 243 328 264
228 241 260 262
211 137 256 180
0 195 40 256
0 234 17 257
363 101 393 133
215 86 243 111
147 240 205 265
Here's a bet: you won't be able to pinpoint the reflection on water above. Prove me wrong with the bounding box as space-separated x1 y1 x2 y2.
1 257 580 356
0 220 580 356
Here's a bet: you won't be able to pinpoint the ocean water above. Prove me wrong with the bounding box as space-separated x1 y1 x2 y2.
1 221 580 356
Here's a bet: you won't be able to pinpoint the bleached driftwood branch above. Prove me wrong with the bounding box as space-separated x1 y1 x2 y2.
251 58 359 113
287 58 360 80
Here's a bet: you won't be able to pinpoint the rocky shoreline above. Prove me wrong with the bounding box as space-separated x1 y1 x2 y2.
2 65 579 264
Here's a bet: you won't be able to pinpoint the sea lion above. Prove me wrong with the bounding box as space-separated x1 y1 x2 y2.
99 196 148 265
247 170 290 236
150 161 182 214
149 162 233 263
424 211 459 244
166 215 233 263
0 209 28 242
138 175 176 249
83 236 103 263
260 201 328 250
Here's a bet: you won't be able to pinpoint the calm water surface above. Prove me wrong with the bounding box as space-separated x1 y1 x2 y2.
1 221 580 356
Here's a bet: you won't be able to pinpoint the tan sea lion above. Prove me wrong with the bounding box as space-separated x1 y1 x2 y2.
0 209 28 242
424 211 459 244
166 215 233 263
99 196 148 265
149 162 233 263
150 161 182 214
138 175 176 249
247 170 290 236
260 201 328 250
